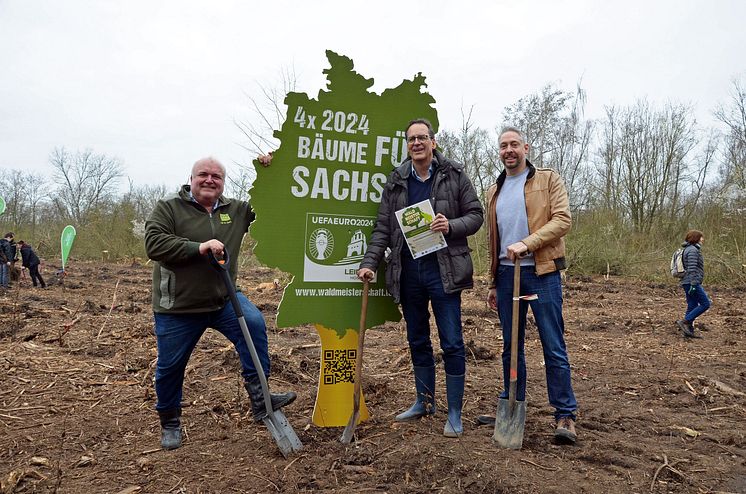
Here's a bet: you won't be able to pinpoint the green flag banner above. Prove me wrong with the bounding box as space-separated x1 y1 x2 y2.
251 50 439 426
60 225 77 271
0 195 6 216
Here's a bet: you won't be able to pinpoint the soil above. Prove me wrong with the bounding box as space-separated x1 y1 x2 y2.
1 261 745 494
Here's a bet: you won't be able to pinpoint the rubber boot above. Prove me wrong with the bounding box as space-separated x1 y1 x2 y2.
245 379 297 422
158 408 182 450
395 365 436 422
443 373 464 438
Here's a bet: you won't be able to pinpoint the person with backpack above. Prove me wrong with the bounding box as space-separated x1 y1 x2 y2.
676 230 711 338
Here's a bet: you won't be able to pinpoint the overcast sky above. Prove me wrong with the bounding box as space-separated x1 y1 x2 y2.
1 0 744 190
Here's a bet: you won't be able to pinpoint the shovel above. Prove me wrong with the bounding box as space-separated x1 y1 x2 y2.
493 257 527 449
209 249 303 458
340 279 369 443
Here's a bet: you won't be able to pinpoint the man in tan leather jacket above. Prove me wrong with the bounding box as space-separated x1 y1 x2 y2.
480 127 579 444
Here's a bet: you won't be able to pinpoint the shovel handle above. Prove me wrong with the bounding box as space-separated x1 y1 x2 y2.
508 257 521 409
209 248 273 416
208 249 243 319
353 280 369 407
340 280 369 443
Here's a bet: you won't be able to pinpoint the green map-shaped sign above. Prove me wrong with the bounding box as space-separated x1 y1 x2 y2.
250 50 439 336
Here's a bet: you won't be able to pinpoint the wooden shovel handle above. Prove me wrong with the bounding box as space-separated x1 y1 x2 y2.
351 280 369 415
340 280 369 443
508 258 520 408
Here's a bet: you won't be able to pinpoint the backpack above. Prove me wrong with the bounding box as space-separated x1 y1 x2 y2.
670 248 685 278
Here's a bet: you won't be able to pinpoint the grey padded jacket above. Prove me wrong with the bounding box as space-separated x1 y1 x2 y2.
680 242 704 286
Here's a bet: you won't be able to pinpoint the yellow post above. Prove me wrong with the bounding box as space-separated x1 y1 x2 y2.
312 324 369 427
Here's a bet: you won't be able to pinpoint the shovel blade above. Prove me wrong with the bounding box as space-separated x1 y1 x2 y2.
262 410 303 458
492 398 526 450
339 408 361 444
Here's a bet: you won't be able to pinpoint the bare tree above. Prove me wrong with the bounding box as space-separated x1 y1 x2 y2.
714 77 746 197
595 106 624 212
234 66 298 187
225 166 255 200
0 169 27 227
596 100 698 232
437 106 499 204
50 147 124 225
123 181 171 222
502 84 572 168
24 172 50 236
501 83 594 211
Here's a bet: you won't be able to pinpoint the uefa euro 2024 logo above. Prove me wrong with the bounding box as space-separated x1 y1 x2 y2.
309 228 335 260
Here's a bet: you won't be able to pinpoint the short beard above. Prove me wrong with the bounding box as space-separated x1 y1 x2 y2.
501 158 521 170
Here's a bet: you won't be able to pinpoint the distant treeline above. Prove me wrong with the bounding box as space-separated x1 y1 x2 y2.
1 80 744 284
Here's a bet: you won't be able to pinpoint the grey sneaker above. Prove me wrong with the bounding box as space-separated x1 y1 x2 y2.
677 320 701 338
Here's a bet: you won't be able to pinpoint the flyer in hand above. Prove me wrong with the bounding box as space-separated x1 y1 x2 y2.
395 199 447 259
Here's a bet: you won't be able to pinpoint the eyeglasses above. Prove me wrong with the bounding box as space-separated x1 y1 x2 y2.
407 134 432 144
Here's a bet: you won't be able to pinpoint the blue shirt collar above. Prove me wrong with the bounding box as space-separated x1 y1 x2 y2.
411 159 436 182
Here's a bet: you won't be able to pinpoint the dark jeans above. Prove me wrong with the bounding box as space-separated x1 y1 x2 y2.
682 284 711 323
153 292 269 411
400 254 465 376
29 265 45 287
0 263 8 288
495 264 577 420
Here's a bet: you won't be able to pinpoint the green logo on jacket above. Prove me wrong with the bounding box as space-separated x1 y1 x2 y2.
219 213 231 224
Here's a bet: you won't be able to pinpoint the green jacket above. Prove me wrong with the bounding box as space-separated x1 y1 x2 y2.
145 185 254 313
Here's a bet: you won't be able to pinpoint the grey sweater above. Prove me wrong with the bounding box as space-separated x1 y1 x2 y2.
680 242 704 286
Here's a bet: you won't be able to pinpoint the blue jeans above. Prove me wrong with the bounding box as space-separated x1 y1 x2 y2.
153 292 269 411
496 265 577 420
400 254 465 376
682 284 711 323
0 263 9 288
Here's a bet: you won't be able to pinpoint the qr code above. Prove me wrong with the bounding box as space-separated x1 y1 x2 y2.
323 349 356 385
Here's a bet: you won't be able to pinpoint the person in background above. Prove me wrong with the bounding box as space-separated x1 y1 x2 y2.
18 240 46 288
676 230 711 338
357 118 484 438
0 232 14 290
144 156 295 450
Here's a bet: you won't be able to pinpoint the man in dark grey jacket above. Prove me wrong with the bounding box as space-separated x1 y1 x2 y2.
358 119 483 438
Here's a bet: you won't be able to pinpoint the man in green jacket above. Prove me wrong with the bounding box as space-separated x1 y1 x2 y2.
145 157 295 450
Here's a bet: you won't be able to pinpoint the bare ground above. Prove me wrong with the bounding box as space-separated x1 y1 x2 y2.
0 261 745 493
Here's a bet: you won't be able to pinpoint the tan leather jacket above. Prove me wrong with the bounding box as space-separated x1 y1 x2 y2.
486 161 571 285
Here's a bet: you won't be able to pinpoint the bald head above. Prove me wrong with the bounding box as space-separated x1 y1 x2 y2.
190 157 226 211
191 157 226 178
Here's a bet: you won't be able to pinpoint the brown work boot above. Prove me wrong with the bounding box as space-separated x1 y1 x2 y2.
554 417 577 444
